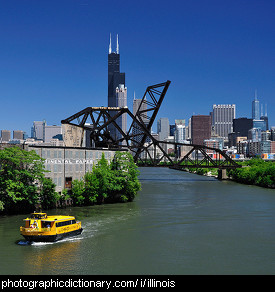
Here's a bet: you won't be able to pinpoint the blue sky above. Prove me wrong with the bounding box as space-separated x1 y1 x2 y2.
0 0 274 135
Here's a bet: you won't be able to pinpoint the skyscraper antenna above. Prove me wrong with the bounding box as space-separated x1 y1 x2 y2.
265 103 267 116
116 34 119 54
255 89 257 100
109 33 112 54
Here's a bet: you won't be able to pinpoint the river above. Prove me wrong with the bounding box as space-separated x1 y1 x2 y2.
0 167 274 275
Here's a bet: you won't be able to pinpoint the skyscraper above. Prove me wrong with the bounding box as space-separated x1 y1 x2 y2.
211 104 236 140
157 118 170 141
233 117 253 137
252 90 260 120
132 95 150 145
108 34 125 107
108 34 126 140
115 84 127 144
13 130 24 140
1 130 11 142
191 115 211 145
175 124 186 143
31 121 46 140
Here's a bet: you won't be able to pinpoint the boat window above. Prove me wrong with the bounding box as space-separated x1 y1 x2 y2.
30 213 47 219
56 220 76 227
41 221 52 228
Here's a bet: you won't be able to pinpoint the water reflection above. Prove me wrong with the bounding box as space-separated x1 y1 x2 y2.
22 239 81 274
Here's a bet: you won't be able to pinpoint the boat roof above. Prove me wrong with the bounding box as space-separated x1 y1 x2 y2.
24 213 76 222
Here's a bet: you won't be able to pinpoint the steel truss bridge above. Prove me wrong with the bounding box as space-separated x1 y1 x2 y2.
61 81 241 175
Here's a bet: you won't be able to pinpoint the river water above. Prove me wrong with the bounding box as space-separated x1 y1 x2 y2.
0 167 274 275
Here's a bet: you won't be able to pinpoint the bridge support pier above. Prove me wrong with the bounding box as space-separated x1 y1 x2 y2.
218 168 228 180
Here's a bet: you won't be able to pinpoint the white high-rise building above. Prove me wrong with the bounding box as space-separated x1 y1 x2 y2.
115 84 127 144
175 124 186 143
212 104 236 140
252 90 260 120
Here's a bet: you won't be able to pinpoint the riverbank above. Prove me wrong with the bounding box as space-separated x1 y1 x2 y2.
227 159 275 188
183 159 275 189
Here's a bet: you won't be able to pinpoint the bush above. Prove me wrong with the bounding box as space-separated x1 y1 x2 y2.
228 159 275 188
71 152 141 206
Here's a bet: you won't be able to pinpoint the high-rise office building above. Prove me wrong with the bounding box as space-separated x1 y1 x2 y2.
260 103 269 130
191 115 211 145
252 91 260 120
132 96 150 145
108 34 125 106
233 117 253 137
115 84 127 144
157 118 170 141
31 120 62 143
31 121 46 140
175 124 186 143
252 92 269 132
253 120 267 132
44 125 62 143
108 34 126 140
174 119 186 143
13 130 24 140
1 130 11 142
211 104 236 140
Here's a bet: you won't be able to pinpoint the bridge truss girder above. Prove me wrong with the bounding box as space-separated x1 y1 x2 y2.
61 81 241 170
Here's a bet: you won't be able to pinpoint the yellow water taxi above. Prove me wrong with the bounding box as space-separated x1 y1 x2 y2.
20 212 83 242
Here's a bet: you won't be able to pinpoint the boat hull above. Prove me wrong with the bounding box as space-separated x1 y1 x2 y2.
22 228 83 242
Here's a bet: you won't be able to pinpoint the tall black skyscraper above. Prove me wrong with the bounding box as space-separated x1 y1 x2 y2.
108 34 125 107
108 34 126 141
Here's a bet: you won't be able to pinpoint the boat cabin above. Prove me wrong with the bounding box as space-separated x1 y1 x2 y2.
30 213 47 220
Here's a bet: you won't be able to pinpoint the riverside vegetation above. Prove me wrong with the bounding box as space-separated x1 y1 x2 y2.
227 159 275 188
186 159 275 188
0 147 141 215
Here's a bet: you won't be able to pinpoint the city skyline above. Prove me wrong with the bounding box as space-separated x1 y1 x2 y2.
0 0 274 135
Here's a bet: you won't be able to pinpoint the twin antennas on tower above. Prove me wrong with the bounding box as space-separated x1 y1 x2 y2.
109 33 119 54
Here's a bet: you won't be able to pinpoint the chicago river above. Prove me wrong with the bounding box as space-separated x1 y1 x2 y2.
0 167 274 275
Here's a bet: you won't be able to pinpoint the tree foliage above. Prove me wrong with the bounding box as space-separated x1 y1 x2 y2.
0 147 58 214
71 152 141 206
228 159 275 188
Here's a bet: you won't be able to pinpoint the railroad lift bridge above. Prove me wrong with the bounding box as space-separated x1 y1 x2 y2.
61 81 241 179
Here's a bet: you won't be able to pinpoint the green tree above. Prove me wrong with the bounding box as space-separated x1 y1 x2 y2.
228 159 275 188
71 151 141 205
40 177 59 210
0 146 57 213
110 151 141 202
84 153 111 204
71 179 86 206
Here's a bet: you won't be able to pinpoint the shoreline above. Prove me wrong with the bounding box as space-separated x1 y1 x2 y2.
184 167 275 189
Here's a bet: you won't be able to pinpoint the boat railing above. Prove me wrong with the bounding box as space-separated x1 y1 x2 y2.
20 226 52 232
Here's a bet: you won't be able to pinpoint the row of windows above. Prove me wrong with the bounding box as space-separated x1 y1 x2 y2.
56 220 76 227
41 150 113 160
46 162 96 173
